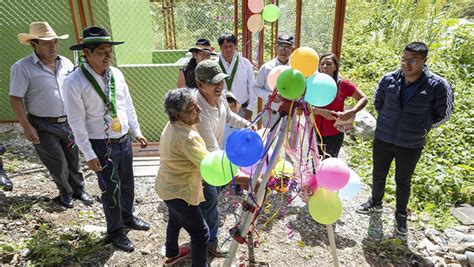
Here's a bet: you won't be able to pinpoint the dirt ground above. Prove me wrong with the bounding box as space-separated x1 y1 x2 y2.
0 123 436 266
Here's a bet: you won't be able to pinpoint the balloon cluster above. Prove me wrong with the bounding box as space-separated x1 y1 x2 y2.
268 47 338 105
302 158 362 225
200 129 264 186
247 0 281 33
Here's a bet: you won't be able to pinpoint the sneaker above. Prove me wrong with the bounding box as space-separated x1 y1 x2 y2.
356 199 383 214
395 212 408 235
208 242 228 258
164 246 191 266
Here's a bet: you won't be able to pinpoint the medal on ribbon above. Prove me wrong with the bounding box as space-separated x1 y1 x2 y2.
81 65 121 132
111 117 122 132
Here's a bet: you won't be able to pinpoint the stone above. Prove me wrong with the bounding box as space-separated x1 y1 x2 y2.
354 110 376 140
82 224 107 234
451 204 474 225
466 250 474 265
140 243 153 255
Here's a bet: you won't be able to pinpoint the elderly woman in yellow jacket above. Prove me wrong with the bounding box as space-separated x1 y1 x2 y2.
155 88 209 266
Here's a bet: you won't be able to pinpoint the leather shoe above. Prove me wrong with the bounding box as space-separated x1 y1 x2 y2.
59 194 74 208
124 217 150 231
110 233 134 252
0 170 13 191
73 191 94 205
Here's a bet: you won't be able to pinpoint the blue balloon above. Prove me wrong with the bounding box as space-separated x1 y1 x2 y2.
305 73 337 107
225 129 263 167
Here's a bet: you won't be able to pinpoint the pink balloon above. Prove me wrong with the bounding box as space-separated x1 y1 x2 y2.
305 174 318 190
267 65 290 91
316 158 350 191
248 0 264 13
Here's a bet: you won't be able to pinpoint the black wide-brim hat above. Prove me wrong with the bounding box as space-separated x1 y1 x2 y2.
70 26 124 50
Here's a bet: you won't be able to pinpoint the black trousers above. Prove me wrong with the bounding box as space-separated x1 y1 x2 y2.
165 199 209 267
90 136 135 234
317 132 344 158
371 138 423 215
29 117 84 196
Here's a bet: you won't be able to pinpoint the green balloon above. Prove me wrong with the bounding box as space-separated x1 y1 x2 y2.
200 150 238 186
308 188 343 224
262 4 280 22
276 68 306 100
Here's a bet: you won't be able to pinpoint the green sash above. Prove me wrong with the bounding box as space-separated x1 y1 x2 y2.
80 65 117 118
219 55 239 91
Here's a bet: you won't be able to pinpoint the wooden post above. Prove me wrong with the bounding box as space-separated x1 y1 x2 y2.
332 0 346 59
69 0 81 43
326 224 340 267
295 0 302 48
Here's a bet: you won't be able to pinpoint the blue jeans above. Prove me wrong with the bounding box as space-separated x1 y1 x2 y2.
90 136 135 234
199 182 220 244
165 199 209 267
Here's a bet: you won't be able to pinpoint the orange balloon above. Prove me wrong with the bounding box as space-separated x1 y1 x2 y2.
247 14 264 33
290 47 319 77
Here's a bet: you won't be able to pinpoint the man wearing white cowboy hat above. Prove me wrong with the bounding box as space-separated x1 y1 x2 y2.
63 26 149 252
9 21 92 208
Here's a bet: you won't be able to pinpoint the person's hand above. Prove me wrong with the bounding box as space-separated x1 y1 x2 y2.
337 109 356 121
318 109 338 120
87 158 102 172
136 136 148 148
242 109 253 121
24 125 40 144
250 124 257 131
269 95 281 103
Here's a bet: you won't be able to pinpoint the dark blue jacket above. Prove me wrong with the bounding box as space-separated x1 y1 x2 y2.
374 66 453 148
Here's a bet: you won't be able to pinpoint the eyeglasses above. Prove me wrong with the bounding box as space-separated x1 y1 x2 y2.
401 57 422 65
277 44 292 51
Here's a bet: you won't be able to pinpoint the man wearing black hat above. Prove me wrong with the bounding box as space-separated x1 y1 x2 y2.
63 26 149 252
254 34 295 127
177 38 217 88
10 22 90 207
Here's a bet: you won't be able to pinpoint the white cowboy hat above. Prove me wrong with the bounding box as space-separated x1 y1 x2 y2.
17 22 69 45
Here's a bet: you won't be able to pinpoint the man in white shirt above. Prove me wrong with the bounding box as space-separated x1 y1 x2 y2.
194 59 252 257
63 26 149 252
217 33 256 121
9 22 90 208
254 34 295 127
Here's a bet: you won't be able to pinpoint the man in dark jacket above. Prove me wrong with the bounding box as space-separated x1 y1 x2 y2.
356 42 453 235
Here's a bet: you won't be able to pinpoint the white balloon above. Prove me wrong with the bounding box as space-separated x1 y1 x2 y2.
338 168 362 201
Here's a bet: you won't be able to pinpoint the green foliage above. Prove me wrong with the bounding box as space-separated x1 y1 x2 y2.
343 0 473 228
25 223 102 265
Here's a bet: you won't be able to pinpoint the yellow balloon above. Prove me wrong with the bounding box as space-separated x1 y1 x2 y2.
290 47 319 77
247 14 264 33
274 160 294 176
307 188 342 224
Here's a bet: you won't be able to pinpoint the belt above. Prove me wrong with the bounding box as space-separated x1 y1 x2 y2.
90 135 128 144
28 114 67 123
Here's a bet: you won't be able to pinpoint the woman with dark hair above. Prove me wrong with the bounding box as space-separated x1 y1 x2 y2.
313 53 368 158
177 39 216 88
156 88 210 266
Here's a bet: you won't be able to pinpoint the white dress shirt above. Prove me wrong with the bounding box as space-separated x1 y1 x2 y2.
9 53 74 117
219 53 257 110
63 63 143 161
196 92 249 152
253 57 289 100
